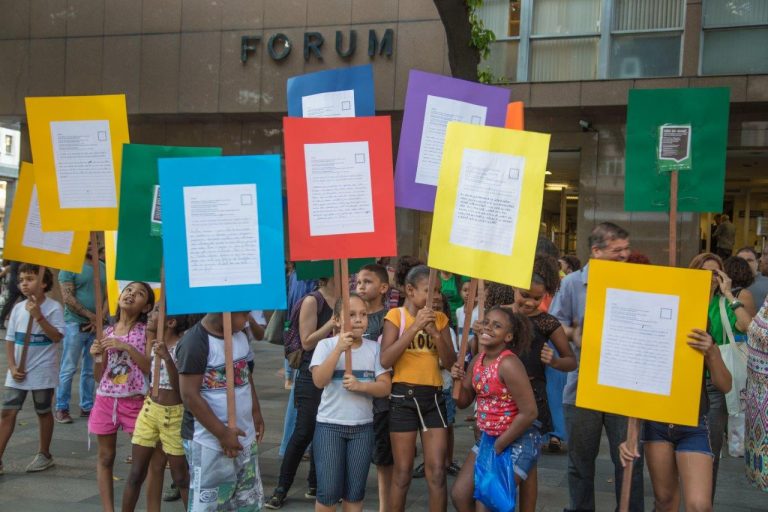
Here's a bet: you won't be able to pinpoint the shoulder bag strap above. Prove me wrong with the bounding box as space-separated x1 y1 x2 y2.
719 295 736 345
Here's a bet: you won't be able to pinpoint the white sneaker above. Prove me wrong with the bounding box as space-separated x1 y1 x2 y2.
25 453 54 473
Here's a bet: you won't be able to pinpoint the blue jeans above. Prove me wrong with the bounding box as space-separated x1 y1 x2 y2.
55 322 95 412
545 352 568 441
279 372 298 457
313 422 374 505
564 404 644 512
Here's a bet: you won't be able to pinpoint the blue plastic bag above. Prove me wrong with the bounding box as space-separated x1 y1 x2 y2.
473 432 517 512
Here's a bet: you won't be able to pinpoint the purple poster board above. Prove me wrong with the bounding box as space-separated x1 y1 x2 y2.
394 70 510 212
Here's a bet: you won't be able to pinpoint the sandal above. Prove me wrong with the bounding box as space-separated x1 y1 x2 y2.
548 436 562 453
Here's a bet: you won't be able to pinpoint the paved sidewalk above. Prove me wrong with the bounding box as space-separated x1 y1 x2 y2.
0 339 764 510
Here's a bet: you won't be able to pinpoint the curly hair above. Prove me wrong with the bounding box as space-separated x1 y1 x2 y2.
560 255 581 273
724 256 755 289
487 306 532 356
484 282 516 309
395 256 423 288
532 255 560 295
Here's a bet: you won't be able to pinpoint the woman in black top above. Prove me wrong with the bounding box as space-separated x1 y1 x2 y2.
484 256 577 512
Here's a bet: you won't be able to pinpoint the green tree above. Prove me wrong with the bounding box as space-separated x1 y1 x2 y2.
432 0 496 81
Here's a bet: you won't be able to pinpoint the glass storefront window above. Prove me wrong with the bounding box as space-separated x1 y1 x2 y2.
482 40 519 82
530 37 599 81
609 34 681 78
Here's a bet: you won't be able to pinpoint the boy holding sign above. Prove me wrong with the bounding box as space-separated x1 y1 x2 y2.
0 265 64 474
176 313 265 512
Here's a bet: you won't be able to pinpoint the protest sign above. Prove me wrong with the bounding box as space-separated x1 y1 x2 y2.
283 116 397 261
394 70 510 212
576 260 711 426
25 95 129 231
287 64 375 118
4 162 88 273
428 123 549 288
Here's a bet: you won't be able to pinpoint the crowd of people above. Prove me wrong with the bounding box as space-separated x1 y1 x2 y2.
0 221 766 511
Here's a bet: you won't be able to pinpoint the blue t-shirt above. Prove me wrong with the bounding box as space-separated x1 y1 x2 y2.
58 260 106 324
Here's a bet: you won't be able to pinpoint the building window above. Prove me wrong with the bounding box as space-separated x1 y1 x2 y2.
702 0 768 75
3 135 11 155
530 0 601 81
478 0 522 82
478 0 688 83
608 0 684 78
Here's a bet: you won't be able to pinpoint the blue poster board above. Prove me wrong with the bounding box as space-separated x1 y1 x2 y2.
158 155 287 314
287 64 375 117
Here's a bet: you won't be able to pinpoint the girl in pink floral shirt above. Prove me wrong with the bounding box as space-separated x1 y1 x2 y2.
88 281 155 512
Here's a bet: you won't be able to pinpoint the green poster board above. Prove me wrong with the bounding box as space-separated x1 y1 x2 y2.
625 88 729 212
115 144 222 282
295 258 376 281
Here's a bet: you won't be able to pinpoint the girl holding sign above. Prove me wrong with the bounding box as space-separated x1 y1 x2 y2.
310 294 391 511
380 265 457 512
89 282 155 512
449 306 539 511
619 326 731 512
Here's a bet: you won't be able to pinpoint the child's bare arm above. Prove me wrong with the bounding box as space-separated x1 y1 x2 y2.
435 325 457 370
451 354 477 409
380 319 419 368
248 374 265 443
494 356 537 453
180 373 243 458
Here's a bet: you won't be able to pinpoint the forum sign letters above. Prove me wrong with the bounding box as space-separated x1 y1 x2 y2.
241 29 394 63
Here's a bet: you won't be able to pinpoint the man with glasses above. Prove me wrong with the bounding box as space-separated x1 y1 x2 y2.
736 246 768 309
550 222 644 512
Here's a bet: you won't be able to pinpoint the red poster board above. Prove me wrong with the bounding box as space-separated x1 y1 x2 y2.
283 116 397 260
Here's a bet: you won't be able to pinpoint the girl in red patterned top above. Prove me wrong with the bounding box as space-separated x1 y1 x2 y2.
449 306 539 511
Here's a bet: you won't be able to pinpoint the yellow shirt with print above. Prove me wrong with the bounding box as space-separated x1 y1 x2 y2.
385 307 450 387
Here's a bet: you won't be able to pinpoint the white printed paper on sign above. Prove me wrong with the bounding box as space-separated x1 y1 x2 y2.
183 184 262 288
22 186 74 254
49 120 117 208
449 148 524 256
598 288 679 396
304 141 374 237
415 95 488 186
302 90 356 118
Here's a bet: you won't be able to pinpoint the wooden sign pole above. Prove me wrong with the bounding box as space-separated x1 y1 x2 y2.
477 279 486 323
426 268 438 307
619 170 678 512
90 232 105 368
223 312 237 430
339 258 352 374
453 278 478 399
152 266 166 399
17 265 47 374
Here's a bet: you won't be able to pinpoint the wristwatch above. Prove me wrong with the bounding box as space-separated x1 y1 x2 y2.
729 299 744 311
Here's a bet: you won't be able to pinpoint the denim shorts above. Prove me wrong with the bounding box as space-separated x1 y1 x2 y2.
443 388 456 425
472 426 542 480
643 416 713 457
2 387 53 414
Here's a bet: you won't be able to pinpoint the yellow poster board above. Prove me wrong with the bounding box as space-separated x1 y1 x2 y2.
4 162 89 273
428 122 549 287
104 231 161 316
25 95 129 231
576 259 711 426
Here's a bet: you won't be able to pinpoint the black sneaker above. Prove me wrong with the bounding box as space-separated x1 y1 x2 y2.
447 462 462 476
304 487 317 499
412 463 425 478
162 483 181 502
265 489 287 510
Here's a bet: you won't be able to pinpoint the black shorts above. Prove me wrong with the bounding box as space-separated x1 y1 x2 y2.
389 383 447 433
372 410 393 466
2 387 54 414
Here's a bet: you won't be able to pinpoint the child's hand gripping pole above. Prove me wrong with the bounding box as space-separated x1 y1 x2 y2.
90 232 105 362
17 265 46 375
223 312 237 431
152 268 166 400
453 278 479 400
619 417 640 512
339 258 352 375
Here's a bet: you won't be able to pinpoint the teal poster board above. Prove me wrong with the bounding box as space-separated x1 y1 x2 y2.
625 88 729 212
295 258 375 281
115 144 222 282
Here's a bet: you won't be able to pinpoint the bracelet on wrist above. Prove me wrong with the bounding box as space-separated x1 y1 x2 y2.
729 299 744 311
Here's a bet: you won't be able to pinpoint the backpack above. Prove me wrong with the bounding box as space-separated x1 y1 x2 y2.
284 291 326 369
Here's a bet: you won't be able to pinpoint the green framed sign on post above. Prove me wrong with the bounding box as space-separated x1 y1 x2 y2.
625 88 729 212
